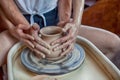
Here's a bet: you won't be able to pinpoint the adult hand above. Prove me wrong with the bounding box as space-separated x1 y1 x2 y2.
8 24 35 49
30 23 51 58
52 22 78 56
30 75 57 80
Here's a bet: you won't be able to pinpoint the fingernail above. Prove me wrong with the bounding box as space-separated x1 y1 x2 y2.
32 45 35 48
60 53 64 56
42 55 45 58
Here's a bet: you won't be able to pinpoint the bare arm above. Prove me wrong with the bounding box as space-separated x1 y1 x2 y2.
58 0 72 25
0 0 29 27
72 0 84 26
0 7 14 29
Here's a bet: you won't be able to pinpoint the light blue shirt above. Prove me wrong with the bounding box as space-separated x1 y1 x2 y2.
14 0 58 25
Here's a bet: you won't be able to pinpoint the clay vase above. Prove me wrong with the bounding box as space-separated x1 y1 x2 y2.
40 26 63 60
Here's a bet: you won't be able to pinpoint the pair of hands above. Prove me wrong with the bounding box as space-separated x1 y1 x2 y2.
9 22 78 58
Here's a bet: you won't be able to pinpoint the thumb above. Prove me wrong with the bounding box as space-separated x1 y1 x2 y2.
18 24 30 30
32 23 40 31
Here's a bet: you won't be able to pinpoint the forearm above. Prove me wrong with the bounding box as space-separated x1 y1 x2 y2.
0 0 29 26
58 0 72 23
72 0 84 26
0 8 14 29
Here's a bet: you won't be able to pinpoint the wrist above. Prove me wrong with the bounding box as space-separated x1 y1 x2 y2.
57 20 69 27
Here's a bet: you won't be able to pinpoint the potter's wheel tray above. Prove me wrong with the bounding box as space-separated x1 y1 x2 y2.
20 44 85 75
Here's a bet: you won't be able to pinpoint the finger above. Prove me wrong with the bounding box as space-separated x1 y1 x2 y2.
30 75 49 80
21 39 34 48
35 37 51 49
17 24 30 30
51 34 71 46
63 23 72 32
52 43 61 49
30 75 48 80
69 18 73 23
34 42 50 55
31 23 40 37
17 29 34 40
57 21 66 27
60 44 74 56
29 25 50 49
69 27 77 36
53 38 74 51
32 23 40 31
30 75 57 80
44 77 57 80
21 39 35 48
30 27 37 37
51 26 73 45
33 48 45 58
23 34 34 40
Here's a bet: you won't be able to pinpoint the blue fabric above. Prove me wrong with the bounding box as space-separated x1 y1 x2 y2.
24 7 59 29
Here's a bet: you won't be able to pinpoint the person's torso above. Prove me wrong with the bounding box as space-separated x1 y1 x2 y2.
14 0 58 14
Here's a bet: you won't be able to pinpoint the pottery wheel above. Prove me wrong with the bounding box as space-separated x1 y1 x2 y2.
20 44 85 75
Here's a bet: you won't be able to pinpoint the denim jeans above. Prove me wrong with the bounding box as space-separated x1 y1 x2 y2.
24 7 59 29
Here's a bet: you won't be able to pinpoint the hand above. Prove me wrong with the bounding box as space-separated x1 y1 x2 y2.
52 22 78 56
30 75 57 80
30 23 51 58
8 24 35 49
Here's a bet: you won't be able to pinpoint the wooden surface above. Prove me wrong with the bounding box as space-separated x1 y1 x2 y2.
82 0 120 35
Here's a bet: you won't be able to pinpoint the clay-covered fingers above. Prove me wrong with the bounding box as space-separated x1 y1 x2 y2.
35 37 51 49
22 33 34 41
33 48 45 58
32 23 40 31
21 38 34 49
29 23 51 58
30 75 57 80
53 38 74 51
30 23 51 49
52 24 75 45
30 23 40 37
34 42 50 58
52 27 76 52
60 43 74 56
51 30 72 46
17 24 34 40
15 24 35 49
19 32 35 49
